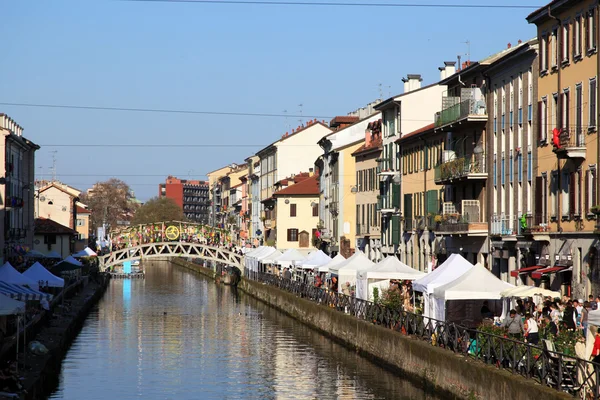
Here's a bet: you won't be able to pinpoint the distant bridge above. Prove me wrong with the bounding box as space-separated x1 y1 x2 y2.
98 242 243 272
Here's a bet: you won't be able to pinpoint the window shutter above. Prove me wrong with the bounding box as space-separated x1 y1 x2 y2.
392 215 400 245
392 183 401 208
569 172 576 217
593 169 598 208
290 204 296 217
537 101 543 140
287 229 291 241
535 176 543 223
586 169 590 213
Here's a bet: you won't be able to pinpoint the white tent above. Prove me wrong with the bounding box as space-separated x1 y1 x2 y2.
297 250 331 269
356 257 426 301
500 285 560 299
46 251 62 259
0 262 39 290
317 254 345 273
588 310 600 326
244 246 265 269
73 247 97 258
63 256 83 267
0 293 25 316
329 251 375 294
248 247 277 272
275 248 307 268
412 253 474 320
261 250 284 264
432 263 514 322
23 262 65 288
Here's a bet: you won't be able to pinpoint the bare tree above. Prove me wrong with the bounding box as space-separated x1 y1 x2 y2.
80 178 138 233
132 197 184 225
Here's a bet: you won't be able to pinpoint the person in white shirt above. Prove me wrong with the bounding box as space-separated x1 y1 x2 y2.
525 312 539 345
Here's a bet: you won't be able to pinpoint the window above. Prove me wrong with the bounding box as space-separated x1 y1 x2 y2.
586 166 597 214
509 110 513 127
501 152 505 185
551 171 558 217
590 78 597 129
562 23 569 63
502 114 505 131
509 150 514 183
588 8 597 52
541 33 548 71
493 154 497 187
562 88 570 130
574 15 582 58
576 83 583 144
562 171 570 217
290 203 296 217
539 97 548 141
312 203 318 217
552 27 558 68
287 228 298 242
384 108 396 137
76 218 85 226
527 151 532 182
518 152 523 183
43 234 57 245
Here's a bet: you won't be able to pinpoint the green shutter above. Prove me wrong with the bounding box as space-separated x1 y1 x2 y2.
403 194 413 219
392 183 401 208
392 215 400 245
388 143 394 169
426 190 439 214
424 146 429 170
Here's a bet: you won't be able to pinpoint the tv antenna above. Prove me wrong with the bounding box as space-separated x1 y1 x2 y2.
50 150 58 182
462 40 471 63
283 109 290 132
298 103 303 126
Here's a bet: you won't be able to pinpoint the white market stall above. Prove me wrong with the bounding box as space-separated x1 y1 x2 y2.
244 246 266 270
261 250 284 264
63 256 83 267
0 293 25 316
23 262 65 288
46 251 62 259
73 247 98 258
249 247 277 272
275 248 307 269
412 253 473 320
0 262 40 290
500 286 560 299
329 251 375 295
297 250 331 270
356 256 426 301
432 263 514 325
317 254 345 273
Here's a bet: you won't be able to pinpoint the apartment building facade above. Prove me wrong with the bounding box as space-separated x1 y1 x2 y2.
158 176 210 223
527 0 600 297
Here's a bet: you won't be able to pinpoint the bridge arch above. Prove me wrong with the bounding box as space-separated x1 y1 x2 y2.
99 242 243 272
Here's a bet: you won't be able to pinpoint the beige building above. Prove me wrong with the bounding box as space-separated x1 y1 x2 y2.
0 114 39 263
33 218 77 258
272 174 319 250
352 119 383 261
527 0 599 297
75 205 91 247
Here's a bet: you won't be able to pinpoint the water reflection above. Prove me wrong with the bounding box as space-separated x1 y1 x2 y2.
48 261 449 400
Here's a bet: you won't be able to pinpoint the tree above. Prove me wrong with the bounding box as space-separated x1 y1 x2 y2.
80 178 138 233
131 197 184 225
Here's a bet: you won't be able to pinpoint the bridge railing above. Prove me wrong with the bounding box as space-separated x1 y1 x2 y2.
244 269 600 399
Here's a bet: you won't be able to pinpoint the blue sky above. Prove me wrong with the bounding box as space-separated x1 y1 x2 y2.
1 0 545 201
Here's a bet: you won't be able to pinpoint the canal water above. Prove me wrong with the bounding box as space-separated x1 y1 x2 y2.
48 262 445 400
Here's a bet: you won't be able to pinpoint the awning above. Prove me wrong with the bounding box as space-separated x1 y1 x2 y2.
532 266 567 279
510 265 543 278
0 281 53 301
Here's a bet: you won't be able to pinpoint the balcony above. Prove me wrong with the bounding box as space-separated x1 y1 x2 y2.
434 153 486 184
356 224 371 236
376 158 396 177
490 214 522 237
554 128 586 159
436 200 487 235
434 88 487 129
520 214 551 236
377 196 397 214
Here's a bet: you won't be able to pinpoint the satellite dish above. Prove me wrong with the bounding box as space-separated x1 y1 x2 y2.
62 206 67 212
40 195 46 202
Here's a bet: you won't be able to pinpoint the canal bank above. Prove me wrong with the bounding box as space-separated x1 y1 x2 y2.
13 275 110 400
172 258 568 400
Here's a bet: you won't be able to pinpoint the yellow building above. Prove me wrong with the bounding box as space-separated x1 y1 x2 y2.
527 0 599 297
272 175 319 250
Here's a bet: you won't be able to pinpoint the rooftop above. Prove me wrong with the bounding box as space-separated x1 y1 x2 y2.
35 218 77 235
273 175 319 197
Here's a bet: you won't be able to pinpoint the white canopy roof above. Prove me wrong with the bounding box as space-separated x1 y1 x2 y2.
25 250 46 258
317 254 345 272
358 256 426 281
245 246 266 257
0 262 39 290
46 251 62 259
23 262 65 288
588 310 600 326
298 250 332 269
63 256 83 267
275 248 307 266
433 263 514 300
413 253 473 294
329 251 375 274
73 247 97 257
500 285 560 299
253 247 277 260
261 250 284 264
0 293 25 316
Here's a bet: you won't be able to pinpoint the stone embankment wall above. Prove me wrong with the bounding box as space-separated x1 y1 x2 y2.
171 258 568 400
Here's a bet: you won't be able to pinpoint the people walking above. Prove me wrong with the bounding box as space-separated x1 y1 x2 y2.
503 309 524 340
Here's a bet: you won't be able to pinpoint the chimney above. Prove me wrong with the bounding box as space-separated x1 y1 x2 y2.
402 74 423 93
364 129 372 147
518 39 522 44
439 61 456 80
507 42 512 49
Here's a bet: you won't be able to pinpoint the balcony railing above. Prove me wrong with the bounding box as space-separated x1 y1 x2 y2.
377 158 395 176
434 153 486 183
555 128 586 159
436 200 486 234
356 224 371 236
521 214 550 234
490 214 523 236
434 92 487 128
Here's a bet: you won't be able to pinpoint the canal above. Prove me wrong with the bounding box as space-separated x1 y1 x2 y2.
48 261 446 400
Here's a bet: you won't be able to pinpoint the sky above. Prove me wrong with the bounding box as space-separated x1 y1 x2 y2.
1 0 546 201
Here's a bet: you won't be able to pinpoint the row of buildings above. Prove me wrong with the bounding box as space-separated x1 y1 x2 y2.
206 0 600 299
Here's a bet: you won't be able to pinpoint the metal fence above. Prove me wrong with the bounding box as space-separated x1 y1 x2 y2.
245 269 600 399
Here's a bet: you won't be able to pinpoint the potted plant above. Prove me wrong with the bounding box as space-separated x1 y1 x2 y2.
591 205 600 215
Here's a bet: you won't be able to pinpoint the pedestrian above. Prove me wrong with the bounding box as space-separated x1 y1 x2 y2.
503 309 524 340
563 300 577 331
524 312 539 345
590 295 597 311
582 301 590 337
591 331 600 369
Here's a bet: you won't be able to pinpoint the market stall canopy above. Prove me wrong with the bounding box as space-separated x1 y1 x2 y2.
0 281 52 301
63 256 83 267
329 251 374 275
246 246 277 271
500 286 560 299
45 251 62 259
433 263 514 300
317 254 345 273
52 260 82 273
413 254 473 294
0 293 25 315
23 262 65 288
0 262 40 290
275 248 307 267
73 247 97 257
25 250 46 258
261 250 283 264
298 250 331 269
588 309 600 326
358 257 426 281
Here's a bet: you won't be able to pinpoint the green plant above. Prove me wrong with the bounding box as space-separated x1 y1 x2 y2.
372 287 380 304
434 214 442 223
266 239 276 247
591 205 600 214
379 287 403 310
553 328 584 355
